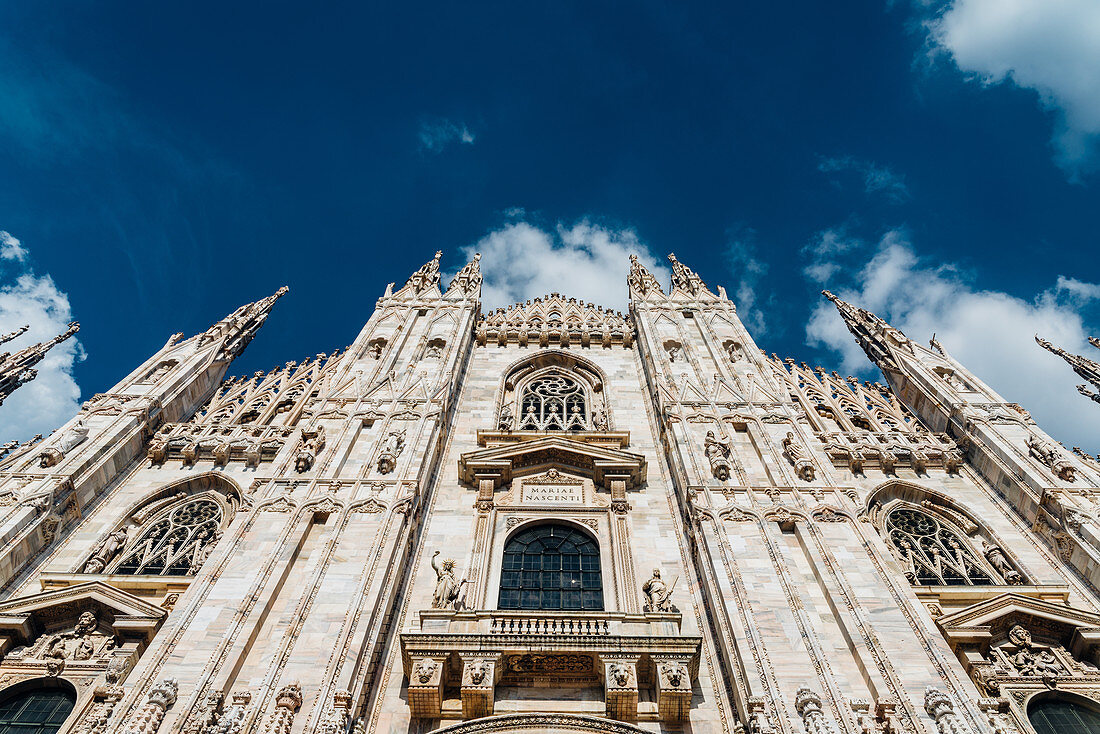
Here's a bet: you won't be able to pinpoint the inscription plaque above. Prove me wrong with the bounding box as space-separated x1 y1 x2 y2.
521 482 584 505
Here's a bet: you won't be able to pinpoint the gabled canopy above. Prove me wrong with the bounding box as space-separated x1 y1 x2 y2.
0 581 167 649
459 434 647 489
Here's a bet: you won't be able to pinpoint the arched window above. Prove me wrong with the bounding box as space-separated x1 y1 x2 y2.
114 497 223 576
886 507 993 586
1031 699 1100 734
0 688 75 734
499 524 603 611
518 373 588 431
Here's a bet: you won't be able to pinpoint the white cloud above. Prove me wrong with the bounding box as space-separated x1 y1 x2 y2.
458 218 670 312
0 233 85 443
0 232 27 262
725 229 770 333
806 230 1100 451
928 0 1100 177
801 227 863 283
818 156 910 202
418 118 476 153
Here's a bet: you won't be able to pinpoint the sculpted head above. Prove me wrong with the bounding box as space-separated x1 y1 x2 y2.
415 659 438 684
663 663 687 688
468 660 489 685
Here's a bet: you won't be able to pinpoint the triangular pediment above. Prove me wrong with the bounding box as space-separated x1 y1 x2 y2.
459 434 647 489
0 581 167 646
937 592 1100 655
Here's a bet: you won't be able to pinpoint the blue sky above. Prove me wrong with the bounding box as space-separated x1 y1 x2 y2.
1 1 1098 450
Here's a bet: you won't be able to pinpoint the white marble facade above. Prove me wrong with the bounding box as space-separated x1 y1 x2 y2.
0 252 1099 734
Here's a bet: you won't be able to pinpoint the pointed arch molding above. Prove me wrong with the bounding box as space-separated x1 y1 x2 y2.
865 479 1030 587
71 472 243 578
431 713 652 733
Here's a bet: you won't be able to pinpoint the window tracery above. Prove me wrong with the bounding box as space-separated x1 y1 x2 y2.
82 489 234 577
886 507 998 586
113 498 223 576
517 373 588 431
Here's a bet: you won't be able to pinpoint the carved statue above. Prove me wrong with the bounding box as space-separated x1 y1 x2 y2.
1027 434 1077 481
497 404 514 431
83 528 130 573
73 638 95 660
377 430 406 474
982 541 1023 584
295 427 326 473
999 624 1065 678
367 341 383 360
425 343 443 359
430 551 466 610
74 610 98 637
467 659 489 685
592 407 608 431
642 568 678 612
59 419 90 453
667 345 682 363
704 430 732 480
782 432 815 481
726 341 744 363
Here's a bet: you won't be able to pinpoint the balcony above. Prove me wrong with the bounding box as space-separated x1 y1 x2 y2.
400 609 700 723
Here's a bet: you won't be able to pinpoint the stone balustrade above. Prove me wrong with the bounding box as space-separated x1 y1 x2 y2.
401 608 699 724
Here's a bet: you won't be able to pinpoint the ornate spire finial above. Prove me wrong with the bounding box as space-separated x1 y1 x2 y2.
446 252 482 295
0 324 29 348
0 322 80 406
667 253 707 295
1036 335 1100 406
404 251 443 293
821 290 903 373
197 286 289 362
1089 336 1099 350
628 254 664 296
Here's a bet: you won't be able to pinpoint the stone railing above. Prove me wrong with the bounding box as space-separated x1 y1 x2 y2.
488 613 610 637
402 608 698 724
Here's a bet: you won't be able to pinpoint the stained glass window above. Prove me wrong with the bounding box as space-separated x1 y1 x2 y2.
0 689 75 734
499 524 603 611
517 374 588 431
1031 700 1100 734
113 498 223 576
886 507 993 586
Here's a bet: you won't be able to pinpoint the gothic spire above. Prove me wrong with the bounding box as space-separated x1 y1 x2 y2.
0 322 80 406
822 290 902 373
446 253 482 296
197 286 289 362
1035 335 1100 405
667 253 708 295
627 254 664 297
404 251 443 294
0 324 29 347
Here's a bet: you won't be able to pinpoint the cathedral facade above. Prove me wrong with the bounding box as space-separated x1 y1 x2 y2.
0 251 1099 734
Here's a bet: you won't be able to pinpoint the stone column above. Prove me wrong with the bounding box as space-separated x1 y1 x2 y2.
924 687 977 734
122 679 178 734
794 688 839 734
600 655 640 720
